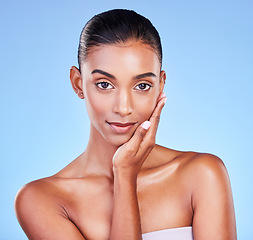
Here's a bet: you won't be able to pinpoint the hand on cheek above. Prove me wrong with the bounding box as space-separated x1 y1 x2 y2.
112 92 167 177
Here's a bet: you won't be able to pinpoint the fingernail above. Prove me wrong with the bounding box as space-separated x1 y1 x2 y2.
164 97 167 104
141 121 151 130
158 92 166 101
160 92 166 98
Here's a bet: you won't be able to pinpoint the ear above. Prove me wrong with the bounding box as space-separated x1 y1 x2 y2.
70 66 84 99
159 70 166 93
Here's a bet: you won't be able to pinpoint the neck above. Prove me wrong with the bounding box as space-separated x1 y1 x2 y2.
81 123 119 178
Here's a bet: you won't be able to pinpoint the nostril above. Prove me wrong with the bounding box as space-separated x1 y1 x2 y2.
113 94 133 116
114 105 133 116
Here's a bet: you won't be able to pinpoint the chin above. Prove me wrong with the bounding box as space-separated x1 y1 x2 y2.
105 133 133 147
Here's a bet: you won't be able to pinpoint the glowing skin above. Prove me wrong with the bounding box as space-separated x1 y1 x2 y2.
80 43 165 146
14 42 236 240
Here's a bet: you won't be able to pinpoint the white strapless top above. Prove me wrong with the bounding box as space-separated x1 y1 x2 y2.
142 226 193 240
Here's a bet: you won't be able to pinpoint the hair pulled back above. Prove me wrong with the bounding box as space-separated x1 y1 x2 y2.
78 9 162 70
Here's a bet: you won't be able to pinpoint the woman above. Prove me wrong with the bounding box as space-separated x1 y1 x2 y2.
15 9 237 240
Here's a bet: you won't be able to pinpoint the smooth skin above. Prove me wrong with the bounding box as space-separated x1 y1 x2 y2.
15 41 237 240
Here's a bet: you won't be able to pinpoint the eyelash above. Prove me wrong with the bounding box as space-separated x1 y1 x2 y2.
95 81 114 90
95 81 152 91
134 83 152 91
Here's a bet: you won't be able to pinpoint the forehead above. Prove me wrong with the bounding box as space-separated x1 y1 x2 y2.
81 43 161 76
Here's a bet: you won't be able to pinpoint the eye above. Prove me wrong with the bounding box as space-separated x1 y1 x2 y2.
96 81 114 90
135 83 152 91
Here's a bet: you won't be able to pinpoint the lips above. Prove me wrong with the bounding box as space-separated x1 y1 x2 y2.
107 121 137 134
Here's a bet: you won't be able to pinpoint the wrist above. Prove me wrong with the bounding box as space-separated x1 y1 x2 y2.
113 166 138 183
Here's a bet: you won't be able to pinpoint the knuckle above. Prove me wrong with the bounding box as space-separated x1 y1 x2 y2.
137 130 146 138
151 115 160 123
155 115 161 122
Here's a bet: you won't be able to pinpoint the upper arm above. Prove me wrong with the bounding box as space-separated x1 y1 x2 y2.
191 154 237 240
15 182 85 240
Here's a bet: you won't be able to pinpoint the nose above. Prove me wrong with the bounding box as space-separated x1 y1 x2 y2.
113 90 133 117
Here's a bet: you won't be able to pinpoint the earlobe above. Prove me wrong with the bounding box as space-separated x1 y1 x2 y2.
70 66 85 99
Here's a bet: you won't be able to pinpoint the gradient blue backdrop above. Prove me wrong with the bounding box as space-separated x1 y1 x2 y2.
1 0 252 239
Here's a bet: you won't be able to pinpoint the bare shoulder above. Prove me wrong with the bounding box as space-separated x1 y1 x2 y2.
15 178 61 223
181 151 228 178
147 145 232 198
181 153 236 239
179 151 231 194
157 146 236 239
149 145 236 239
15 177 85 239
15 177 58 202
15 178 50 207
150 144 228 178
14 179 53 237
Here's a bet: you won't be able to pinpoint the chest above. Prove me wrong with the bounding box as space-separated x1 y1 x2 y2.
62 177 193 239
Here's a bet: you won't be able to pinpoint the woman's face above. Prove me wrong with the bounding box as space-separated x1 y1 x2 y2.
80 42 165 146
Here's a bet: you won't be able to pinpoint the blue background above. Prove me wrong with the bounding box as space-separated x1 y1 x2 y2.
1 0 252 239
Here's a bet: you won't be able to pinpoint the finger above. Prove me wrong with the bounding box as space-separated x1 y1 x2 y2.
136 95 166 158
157 91 166 101
151 93 167 122
124 121 151 156
146 93 167 138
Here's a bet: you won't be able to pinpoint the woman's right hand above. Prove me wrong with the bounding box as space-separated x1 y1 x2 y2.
112 92 167 178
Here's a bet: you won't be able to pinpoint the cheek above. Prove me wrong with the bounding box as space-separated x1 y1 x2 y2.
135 94 158 120
87 94 104 114
84 86 111 123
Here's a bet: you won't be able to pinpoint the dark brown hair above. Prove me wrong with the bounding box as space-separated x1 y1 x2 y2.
78 9 162 70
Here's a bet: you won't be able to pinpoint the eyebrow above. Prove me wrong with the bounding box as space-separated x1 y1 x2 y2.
134 72 157 80
91 69 157 80
91 69 115 79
